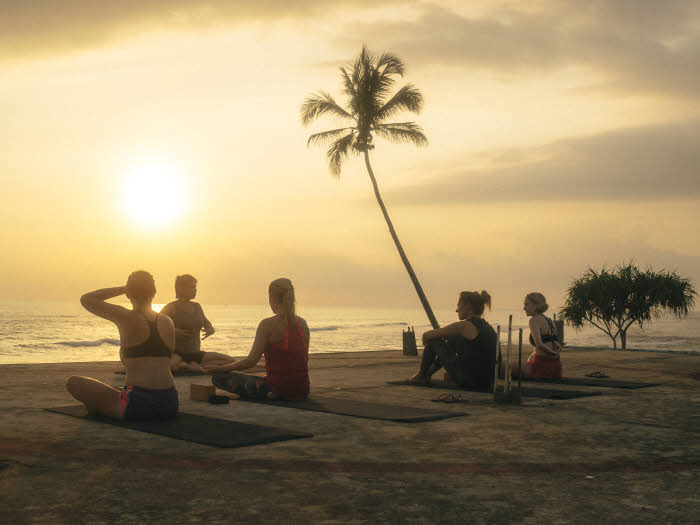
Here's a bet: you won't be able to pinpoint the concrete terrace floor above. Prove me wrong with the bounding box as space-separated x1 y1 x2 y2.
0 347 698 524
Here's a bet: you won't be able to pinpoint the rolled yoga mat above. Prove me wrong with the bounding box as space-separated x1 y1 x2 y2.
238 396 466 422
45 405 313 448
386 380 603 400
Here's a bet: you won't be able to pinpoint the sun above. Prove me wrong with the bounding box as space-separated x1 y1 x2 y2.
123 163 186 228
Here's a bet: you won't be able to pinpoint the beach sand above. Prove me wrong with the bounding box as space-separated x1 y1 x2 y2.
0 347 698 524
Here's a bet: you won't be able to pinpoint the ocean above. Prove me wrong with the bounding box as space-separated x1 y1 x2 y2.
1 301 699 364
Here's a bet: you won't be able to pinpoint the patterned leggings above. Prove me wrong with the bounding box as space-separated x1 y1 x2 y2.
212 372 273 399
420 338 470 386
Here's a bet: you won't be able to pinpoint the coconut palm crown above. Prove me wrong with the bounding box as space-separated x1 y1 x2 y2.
301 45 439 330
301 45 428 175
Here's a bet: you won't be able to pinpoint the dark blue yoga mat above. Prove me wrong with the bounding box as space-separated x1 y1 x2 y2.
387 380 602 400
239 396 465 422
45 405 312 448
525 377 659 389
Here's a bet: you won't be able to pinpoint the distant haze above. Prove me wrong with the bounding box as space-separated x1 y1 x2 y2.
2 0 699 312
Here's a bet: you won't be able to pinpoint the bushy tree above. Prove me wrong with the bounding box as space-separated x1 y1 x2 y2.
301 45 439 328
561 263 696 349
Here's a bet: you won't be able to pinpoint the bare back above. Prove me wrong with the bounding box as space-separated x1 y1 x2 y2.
118 312 175 389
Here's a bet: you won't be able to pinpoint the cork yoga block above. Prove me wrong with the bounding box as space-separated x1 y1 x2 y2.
190 384 216 401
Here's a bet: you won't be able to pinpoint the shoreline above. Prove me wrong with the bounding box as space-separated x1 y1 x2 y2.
2 344 700 367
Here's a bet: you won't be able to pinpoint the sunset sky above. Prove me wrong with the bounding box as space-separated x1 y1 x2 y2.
2 0 699 315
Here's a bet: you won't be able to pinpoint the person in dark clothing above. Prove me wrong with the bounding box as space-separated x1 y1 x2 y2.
406 290 497 388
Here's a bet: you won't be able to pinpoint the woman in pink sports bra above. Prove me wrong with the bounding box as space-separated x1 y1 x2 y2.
203 278 310 400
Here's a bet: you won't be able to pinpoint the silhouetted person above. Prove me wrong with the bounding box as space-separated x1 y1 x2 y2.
66 271 178 420
203 278 310 400
523 292 562 379
160 274 235 373
406 291 497 389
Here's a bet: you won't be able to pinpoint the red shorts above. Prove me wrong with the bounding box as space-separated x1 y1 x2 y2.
527 353 562 380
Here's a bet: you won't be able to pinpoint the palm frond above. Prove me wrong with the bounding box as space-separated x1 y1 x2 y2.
367 51 406 110
307 127 356 147
373 122 428 147
327 132 357 176
300 91 354 127
376 52 405 77
375 84 424 121
340 67 359 117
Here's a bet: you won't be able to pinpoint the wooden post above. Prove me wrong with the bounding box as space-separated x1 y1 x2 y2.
553 313 565 346
518 328 523 393
505 315 512 393
402 326 417 356
493 325 501 397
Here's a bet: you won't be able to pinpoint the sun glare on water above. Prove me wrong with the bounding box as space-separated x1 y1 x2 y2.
123 163 186 228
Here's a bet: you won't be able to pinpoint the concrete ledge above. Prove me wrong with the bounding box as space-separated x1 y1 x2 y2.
0 347 698 524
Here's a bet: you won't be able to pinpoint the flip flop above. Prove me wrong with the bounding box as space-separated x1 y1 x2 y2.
431 393 464 403
585 371 610 378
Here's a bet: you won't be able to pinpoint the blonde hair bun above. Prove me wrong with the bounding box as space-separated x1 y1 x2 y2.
525 292 549 313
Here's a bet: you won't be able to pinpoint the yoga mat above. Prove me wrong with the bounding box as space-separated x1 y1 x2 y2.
386 380 602 400
45 405 312 448
525 378 659 389
240 396 465 422
114 369 204 377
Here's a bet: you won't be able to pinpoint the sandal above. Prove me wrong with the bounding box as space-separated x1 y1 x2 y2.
432 393 464 403
585 371 610 378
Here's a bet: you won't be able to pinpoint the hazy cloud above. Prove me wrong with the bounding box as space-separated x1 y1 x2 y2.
340 0 700 96
389 119 700 204
0 0 397 61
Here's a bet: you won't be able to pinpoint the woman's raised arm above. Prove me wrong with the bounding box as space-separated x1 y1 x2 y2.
80 287 131 323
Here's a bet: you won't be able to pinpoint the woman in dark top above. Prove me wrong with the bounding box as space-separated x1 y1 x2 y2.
406 290 497 388
523 292 562 379
160 274 235 373
66 271 178 420
203 278 310 401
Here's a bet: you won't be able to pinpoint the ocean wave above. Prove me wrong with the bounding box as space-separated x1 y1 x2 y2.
16 343 53 349
310 322 408 332
55 338 120 348
310 326 340 332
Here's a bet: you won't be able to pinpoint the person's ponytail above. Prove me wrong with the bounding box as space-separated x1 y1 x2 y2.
479 290 492 312
269 278 296 326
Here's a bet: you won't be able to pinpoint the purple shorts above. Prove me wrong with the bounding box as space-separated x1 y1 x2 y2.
119 386 179 421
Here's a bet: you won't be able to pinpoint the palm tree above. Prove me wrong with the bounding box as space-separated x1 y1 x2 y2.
301 45 439 329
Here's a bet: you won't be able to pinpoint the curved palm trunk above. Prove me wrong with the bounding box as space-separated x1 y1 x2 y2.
363 150 439 329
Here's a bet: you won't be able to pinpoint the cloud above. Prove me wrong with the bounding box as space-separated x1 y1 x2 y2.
338 0 700 97
388 119 700 204
0 0 398 61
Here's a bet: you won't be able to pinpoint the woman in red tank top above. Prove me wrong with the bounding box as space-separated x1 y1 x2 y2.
203 278 310 400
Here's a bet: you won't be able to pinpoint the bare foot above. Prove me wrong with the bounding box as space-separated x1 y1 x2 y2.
405 372 427 385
